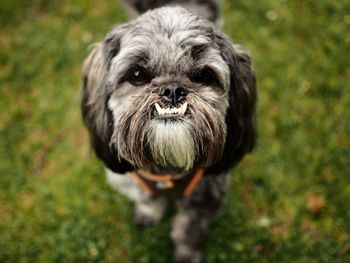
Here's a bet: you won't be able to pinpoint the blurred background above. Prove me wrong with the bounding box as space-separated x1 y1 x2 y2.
0 0 349 262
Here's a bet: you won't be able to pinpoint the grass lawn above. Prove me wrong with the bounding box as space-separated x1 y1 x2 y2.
0 0 349 262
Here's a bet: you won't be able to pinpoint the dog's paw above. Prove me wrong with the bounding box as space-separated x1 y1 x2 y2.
174 247 202 263
133 209 159 229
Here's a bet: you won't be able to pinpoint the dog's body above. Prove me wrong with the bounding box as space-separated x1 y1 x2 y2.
81 1 256 262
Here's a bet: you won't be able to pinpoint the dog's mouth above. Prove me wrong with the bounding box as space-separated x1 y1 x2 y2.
154 102 188 118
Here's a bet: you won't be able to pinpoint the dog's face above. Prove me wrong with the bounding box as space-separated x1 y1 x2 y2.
81 7 256 174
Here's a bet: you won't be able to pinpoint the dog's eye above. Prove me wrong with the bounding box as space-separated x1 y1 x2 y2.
190 67 220 86
127 68 150 86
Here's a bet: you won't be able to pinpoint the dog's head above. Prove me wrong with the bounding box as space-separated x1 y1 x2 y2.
81 7 256 174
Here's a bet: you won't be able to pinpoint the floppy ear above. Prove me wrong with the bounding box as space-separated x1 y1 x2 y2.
81 26 133 173
208 33 257 174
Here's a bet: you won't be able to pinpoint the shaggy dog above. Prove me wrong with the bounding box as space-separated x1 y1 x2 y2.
81 0 256 262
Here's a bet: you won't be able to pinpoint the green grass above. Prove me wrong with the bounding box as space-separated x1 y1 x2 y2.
0 0 349 262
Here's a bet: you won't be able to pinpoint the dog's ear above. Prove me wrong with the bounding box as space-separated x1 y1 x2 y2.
103 26 124 69
208 33 257 174
81 26 133 173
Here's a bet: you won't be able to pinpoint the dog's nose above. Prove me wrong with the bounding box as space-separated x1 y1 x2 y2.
160 84 187 106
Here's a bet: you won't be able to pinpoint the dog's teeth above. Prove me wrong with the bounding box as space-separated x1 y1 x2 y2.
155 102 188 116
155 103 163 115
178 106 183 115
155 103 167 115
180 102 188 115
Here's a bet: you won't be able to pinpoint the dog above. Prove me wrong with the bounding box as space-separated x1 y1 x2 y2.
81 0 256 262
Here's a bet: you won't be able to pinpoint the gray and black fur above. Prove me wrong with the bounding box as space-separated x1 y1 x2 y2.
81 1 256 262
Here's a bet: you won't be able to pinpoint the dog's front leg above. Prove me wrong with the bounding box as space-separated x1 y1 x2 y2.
133 197 167 228
171 174 228 263
106 169 167 227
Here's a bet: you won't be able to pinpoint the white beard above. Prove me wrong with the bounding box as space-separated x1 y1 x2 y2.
147 119 195 171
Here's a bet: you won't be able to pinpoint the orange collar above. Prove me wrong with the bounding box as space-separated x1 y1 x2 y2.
131 169 204 197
